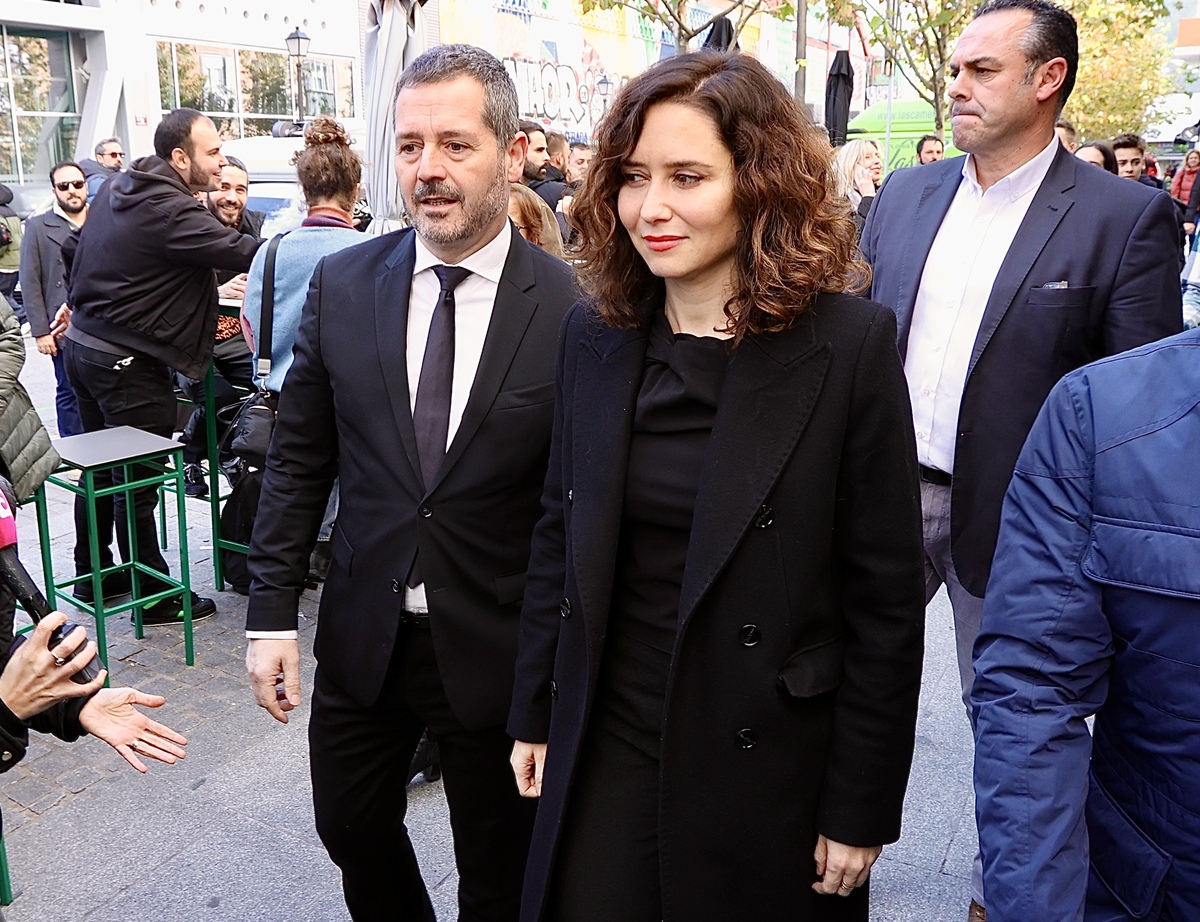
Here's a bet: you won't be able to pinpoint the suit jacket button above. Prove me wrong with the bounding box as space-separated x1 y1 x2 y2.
560 598 572 618
550 680 559 700
736 729 757 749
739 624 761 646
391 579 402 593
418 505 433 518
1 751 11 761
567 489 573 504
754 505 773 528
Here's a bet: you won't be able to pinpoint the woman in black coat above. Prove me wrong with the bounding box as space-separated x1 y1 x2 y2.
508 52 926 921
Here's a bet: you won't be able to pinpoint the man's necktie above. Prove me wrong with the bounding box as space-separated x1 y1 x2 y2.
408 264 471 589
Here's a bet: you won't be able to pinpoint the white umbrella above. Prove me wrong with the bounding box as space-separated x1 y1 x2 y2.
364 0 429 235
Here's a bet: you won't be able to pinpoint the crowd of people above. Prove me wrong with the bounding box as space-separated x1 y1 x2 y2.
0 0 1198 919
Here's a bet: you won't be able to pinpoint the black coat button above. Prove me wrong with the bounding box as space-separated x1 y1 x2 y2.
567 489 573 504
560 598 572 618
391 579 402 593
418 505 433 518
736 729 757 749
739 624 761 646
754 505 773 528
550 680 559 700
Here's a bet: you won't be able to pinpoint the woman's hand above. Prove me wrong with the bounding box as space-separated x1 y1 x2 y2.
79 688 187 773
0 612 106 720
511 740 547 798
813 834 882 896
852 164 876 198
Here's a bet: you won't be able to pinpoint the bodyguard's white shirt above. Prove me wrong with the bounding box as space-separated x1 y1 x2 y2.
246 221 513 638
905 137 1059 473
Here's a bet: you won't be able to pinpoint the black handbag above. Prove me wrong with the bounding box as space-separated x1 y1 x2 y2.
229 233 285 469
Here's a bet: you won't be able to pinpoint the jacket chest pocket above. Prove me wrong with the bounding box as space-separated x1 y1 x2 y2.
1083 517 1200 720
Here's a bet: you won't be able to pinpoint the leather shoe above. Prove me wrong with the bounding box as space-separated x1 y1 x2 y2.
968 900 987 921
72 571 132 604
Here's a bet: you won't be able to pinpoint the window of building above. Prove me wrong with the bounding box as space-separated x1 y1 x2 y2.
155 39 356 140
0 25 79 183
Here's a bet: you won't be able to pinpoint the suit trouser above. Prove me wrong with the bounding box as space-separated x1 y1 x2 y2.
63 339 177 592
919 479 986 906
309 625 536 922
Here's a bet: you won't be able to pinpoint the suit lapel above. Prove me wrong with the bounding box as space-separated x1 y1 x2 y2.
678 312 830 624
967 147 1076 376
894 168 964 358
431 234 537 492
41 214 74 250
373 232 423 490
570 318 648 648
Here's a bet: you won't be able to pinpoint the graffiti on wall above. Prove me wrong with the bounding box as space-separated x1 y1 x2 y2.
504 54 626 139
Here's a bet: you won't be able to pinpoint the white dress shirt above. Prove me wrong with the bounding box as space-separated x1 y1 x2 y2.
905 137 1059 473
403 222 511 611
246 221 513 638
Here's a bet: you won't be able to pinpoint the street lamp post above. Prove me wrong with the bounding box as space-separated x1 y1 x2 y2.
285 27 311 126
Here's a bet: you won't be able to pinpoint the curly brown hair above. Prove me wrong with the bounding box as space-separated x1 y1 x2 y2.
292 116 362 210
572 52 868 339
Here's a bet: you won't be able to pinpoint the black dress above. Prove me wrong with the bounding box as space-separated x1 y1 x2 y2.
549 311 730 922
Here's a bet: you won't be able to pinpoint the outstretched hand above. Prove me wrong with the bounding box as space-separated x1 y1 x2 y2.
79 688 187 773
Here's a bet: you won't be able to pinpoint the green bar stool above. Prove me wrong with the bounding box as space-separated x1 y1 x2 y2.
39 426 197 672
0 834 11 905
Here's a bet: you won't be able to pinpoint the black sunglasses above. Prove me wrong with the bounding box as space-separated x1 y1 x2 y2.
103 151 125 158
55 180 86 191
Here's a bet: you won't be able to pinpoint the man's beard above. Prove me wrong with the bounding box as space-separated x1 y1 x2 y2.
188 159 216 191
208 197 243 228
58 196 86 215
402 164 508 247
523 160 546 183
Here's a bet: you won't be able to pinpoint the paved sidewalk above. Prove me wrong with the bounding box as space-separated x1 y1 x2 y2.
1 345 977 921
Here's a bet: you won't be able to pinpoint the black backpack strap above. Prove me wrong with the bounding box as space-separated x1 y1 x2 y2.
257 233 286 380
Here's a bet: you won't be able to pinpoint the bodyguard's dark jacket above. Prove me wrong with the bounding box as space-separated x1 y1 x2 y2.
65 156 261 378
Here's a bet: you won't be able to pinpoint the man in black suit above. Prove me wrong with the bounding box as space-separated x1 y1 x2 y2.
860 1 1180 918
244 44 576 922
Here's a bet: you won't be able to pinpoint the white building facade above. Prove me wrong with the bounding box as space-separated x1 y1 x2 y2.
1 0 365 184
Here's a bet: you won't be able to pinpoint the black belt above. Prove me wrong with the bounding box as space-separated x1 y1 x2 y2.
399 610 431 630
919 464 952 486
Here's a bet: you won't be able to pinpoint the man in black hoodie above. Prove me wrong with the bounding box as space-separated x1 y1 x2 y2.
62 108 261 625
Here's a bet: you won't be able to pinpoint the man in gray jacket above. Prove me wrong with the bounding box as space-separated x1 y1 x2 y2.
18 160 87 437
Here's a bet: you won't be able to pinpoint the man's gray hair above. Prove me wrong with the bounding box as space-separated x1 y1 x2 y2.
95 137 122 156
394 44 519 144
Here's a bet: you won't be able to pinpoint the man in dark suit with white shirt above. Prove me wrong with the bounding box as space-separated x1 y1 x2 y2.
860 1 1181 918
243 45 576 922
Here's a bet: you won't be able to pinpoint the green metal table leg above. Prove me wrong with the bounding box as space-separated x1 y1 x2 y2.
33 486 55 610
0 835 13 904
172 448 194 665
82 468 110 686
203 362 226 590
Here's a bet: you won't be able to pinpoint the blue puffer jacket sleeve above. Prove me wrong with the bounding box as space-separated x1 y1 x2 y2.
971 374 1113 922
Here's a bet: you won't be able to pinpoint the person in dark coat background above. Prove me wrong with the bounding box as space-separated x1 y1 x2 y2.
509 51 926 922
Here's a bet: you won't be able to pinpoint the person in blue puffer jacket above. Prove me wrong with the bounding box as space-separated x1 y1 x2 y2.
973 327 1200 922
